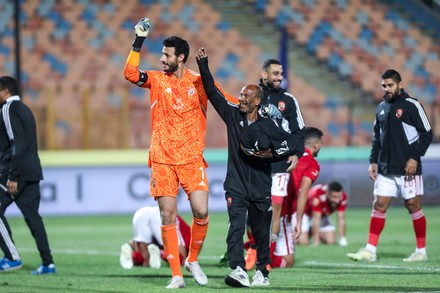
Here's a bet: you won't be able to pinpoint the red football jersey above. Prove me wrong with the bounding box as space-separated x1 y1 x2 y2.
283 148 320 217
305 183 348 216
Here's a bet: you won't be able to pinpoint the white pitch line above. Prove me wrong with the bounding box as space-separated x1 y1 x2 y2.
304 260 440 272
18 247 439 270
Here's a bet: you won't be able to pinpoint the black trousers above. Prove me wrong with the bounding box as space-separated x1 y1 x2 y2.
226 192 272 276
0 181 53 265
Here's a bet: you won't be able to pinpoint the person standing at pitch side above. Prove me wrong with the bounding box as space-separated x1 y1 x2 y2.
124 19 209 289
196 48 304 288
0 76 55 274
242 59 306 270
347 69 433 262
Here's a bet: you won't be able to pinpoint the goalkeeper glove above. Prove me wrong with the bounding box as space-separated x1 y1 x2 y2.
262 104 282 119
134 18 150 37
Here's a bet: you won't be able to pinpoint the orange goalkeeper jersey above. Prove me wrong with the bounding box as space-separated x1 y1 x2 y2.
125 51 208 165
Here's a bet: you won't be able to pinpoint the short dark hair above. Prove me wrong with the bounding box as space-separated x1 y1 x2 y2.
328 181 343 192
0 76 19 96
382 69 402 83
163 36 190 63
303 126 323 145
262 59 281 71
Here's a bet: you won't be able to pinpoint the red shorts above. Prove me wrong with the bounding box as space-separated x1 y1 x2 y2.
150 158 209 197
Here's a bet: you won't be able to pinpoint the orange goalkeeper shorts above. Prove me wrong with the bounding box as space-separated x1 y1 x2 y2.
150 159 209 197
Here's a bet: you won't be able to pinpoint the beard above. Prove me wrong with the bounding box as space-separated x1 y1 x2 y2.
163 61 178 73
266 79 281 89
383 88 401 102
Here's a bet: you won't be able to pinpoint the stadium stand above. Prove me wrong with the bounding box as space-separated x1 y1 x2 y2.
247 0 439 144
0 0 438 149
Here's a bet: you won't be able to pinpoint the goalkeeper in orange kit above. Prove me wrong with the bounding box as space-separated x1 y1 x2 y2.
124 18 210 289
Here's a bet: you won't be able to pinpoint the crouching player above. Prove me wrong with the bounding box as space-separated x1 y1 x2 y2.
120 206 190 269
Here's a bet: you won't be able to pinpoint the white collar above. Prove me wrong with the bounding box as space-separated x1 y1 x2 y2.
6 95 20 102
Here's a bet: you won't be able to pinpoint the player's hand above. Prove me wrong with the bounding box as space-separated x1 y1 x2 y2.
286 155 299 172
6 179 18 196
405 158 417 176
293 224 302 240
253 148 273 159
339 237 348 246
196 47 208 61
134 18 150 37
368 163 377 181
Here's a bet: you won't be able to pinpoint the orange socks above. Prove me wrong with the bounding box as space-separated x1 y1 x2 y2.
187 216 209 263
161 224 182 277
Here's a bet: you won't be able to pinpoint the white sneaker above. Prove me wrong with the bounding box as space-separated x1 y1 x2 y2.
347 248 376 262
166 276 185 289
147 243 161 269
119 243 133 269
251 270 270 287
224 266 250 288
184 258 208 286
403 252 428 262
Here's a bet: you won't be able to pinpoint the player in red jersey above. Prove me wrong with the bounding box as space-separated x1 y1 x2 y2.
271 127 323 268
298 182 348 246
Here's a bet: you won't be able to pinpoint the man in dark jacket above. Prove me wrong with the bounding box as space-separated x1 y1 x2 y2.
196 48 304 287
347 69 432 262
0 76 55 274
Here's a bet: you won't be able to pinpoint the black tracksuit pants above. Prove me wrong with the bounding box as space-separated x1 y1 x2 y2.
0 181 53 265
226 192 272 276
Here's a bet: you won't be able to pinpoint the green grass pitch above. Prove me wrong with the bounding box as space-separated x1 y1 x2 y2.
2 206 440 292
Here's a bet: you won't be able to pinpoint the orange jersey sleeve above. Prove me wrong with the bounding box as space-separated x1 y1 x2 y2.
145 69 208 165
124 50 144 85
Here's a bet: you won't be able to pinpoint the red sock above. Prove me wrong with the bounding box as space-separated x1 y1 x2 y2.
411 209 426 248
271 254 287 268
367 209 386 246
269 241 276 259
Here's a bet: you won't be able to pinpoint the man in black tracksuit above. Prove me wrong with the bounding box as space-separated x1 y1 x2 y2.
253 59 306 264
347 69 432 262
196 49 304 287
0 76 55 274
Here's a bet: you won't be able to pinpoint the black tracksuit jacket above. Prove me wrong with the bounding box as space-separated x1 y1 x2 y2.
259 80 305 173
370 90 432 175
0 96 43 182
197 58 304 200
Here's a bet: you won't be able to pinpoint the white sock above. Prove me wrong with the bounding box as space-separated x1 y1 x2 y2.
365 244 377 254
415 248 426 255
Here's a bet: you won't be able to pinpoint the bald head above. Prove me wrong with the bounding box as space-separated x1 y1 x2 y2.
239 84 263 115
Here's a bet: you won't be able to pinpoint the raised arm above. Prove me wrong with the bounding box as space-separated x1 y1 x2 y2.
196 48 238 119
124 18 150 86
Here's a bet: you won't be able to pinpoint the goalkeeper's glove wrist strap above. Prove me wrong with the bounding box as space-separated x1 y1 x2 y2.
132 36 146 52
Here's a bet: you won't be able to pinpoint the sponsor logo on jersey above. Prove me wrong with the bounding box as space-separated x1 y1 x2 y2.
188 88 195 96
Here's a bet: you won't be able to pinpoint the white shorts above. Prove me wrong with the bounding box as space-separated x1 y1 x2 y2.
301 214 335 233
132 206 163 245
271 173 290 196
374 174 423 199
275 215 294 256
